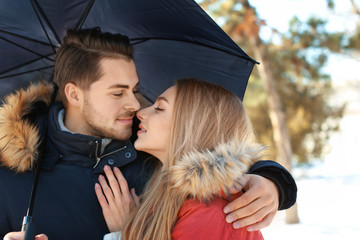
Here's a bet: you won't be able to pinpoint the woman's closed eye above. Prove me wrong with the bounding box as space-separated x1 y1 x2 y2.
154 106 164 111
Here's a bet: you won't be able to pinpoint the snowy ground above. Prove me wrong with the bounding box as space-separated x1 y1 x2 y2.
262 160 360 240
262 86 360 240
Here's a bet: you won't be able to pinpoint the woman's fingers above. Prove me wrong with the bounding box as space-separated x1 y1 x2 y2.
95 183 110 211
98 174 115 204
104 165 121 199
113 167 131 197
98 166 136 210
131 188 140 206
95 166 136 232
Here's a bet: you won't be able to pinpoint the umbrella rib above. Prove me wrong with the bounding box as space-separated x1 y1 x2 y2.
75 0 96 29
0 29 51 46
30 0 60 52
0 53 54 76
130 37 258 64
0 65 54 79
0 36 54 62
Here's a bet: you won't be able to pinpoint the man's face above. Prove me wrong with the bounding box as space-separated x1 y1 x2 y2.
80 58 140 140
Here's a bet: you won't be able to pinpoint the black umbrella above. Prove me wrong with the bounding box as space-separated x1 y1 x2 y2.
0 0 257 238
0 0 256 102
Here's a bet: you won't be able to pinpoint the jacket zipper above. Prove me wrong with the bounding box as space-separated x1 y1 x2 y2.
93 141 127 169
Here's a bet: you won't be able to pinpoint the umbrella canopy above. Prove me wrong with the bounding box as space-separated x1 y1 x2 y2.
0 0 257 101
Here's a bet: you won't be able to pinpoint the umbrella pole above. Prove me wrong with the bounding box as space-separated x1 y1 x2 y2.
21 154 42 240
21 83 58 240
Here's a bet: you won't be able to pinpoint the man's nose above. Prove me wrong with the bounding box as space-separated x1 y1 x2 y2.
124 93 141 112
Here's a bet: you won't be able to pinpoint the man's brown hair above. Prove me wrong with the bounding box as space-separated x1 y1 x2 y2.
53 27 134 107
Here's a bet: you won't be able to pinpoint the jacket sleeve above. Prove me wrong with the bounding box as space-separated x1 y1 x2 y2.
248 160 297 210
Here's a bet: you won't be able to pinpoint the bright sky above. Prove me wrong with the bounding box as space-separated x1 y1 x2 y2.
249 0 360 83
250 0 359 34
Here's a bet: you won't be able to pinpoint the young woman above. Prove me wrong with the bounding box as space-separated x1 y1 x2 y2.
97 78 265 240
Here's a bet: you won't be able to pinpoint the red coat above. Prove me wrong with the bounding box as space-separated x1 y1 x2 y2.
169 141 265 240
171 196 263 240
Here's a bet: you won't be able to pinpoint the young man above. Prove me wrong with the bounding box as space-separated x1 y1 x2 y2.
0 28 297 240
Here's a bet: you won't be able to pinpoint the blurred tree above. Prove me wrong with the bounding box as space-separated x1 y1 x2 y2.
197 0 354 224
346 0 360 54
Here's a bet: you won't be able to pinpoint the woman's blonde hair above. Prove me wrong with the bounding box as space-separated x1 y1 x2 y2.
122 78 255 240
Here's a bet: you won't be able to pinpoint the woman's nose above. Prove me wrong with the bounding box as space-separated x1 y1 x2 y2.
136 106 151 120
136 108 145 120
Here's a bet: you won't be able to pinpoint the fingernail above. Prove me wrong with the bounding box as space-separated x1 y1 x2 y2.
104 165 110 171
223 207 230 214
98 175 104 180
233 222 241 229
226 215 234 223
95 183 100 188
114 167 119 171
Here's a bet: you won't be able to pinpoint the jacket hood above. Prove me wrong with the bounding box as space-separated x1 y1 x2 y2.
0 81 54 173
169 140 265 201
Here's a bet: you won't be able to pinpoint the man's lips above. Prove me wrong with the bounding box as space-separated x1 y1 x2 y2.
117 117 134 125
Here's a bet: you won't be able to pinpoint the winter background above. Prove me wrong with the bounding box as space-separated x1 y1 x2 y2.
245 0 360 239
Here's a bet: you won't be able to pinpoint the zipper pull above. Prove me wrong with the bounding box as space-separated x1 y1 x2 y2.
93 157 101 169
93 140 100 169
92 143 127 169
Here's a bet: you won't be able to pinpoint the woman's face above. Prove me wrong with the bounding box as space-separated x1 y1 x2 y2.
134 86 176 162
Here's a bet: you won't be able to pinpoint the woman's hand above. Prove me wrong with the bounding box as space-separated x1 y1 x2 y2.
95 166 139 232
223 174 279 231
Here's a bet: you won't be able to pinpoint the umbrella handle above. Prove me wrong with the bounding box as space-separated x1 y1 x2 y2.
22 216 36 240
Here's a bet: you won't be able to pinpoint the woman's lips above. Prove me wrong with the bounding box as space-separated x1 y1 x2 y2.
137 124 147 135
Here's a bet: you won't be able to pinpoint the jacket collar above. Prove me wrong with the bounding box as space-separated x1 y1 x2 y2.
168 140 265 201
0 81 137 173
42 103 137 172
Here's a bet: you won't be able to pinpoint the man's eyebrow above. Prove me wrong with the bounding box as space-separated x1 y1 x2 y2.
156 96 168 103
108 82 139 89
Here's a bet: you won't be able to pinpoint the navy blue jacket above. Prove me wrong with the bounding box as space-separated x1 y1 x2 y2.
0 83 296 240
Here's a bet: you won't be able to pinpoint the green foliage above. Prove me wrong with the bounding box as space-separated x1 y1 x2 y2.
347 25 360 49
198 0 348 164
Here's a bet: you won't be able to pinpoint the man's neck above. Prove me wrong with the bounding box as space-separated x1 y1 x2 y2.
58 108 112 154
62 107 85 134
58 109 72 133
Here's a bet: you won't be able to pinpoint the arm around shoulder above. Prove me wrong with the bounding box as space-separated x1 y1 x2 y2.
248 160 297 210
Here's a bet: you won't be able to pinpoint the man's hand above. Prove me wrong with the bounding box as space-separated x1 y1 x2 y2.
223 174 279 231
95 166 139 232
3 232 48 240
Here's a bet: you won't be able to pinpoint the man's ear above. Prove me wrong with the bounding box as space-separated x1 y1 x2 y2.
64 83 83 107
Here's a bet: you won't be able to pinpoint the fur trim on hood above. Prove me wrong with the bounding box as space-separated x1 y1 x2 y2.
169 141 265 202
0 81 54 173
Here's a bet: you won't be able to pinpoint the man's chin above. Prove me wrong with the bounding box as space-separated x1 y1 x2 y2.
110 130 132 141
